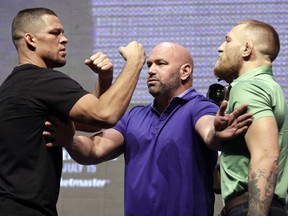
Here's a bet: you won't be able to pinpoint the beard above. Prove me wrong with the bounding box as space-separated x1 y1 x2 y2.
147 75 181 98
214 54 242 82
44 57 67 69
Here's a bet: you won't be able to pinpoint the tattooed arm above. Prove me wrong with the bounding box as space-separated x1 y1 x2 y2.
245 116 279 216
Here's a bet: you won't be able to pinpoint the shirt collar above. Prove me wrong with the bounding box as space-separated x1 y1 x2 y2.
151 87 194 112
231 66 273 87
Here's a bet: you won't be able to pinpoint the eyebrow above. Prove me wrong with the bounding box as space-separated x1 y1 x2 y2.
47 25 64 32
148 58 166 62
147 58 167 65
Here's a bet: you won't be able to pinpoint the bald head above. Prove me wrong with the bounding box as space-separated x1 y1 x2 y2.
149 42 194 84
151 42 194 68
147 42 194 100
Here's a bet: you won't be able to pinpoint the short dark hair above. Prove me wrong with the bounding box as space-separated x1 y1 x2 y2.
11 7 57 47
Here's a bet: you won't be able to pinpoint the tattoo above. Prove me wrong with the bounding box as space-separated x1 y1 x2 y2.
265 160 278 199
248 171 261 215
248 160 279 216
257 168 266 178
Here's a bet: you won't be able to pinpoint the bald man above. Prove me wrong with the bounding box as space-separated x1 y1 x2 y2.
214 20 288 216
45 42 252 216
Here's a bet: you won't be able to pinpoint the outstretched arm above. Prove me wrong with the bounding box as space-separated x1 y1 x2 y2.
72 52 113 132
70 130 124 165
69 41 146 129
195 100 253 150
44 117 124 165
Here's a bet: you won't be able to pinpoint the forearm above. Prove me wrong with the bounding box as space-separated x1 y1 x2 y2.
93 75 113 97
197 102 252 151
65 135 96 165
195 115 222 151
71 42 145 127
66 131 124 165
95 60 143 122
205 126 222 150
70 60 143 128
245 117 279 215
248 157 279 216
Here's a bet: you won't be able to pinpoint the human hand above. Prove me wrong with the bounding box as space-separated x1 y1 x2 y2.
85 52 113 79
214 100 253 140
118 41 146 67
43 116 75 148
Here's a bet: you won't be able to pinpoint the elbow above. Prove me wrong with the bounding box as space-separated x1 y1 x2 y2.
266 151 280 163
100 110 124 127
96 116 118 129
102 114 119 127
251 151 280 169
93 105 127 127
87 111 121 129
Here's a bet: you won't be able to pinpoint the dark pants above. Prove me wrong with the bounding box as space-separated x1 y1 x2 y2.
219 200 287 216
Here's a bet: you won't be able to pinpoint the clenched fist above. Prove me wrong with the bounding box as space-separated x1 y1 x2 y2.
85 52 113 79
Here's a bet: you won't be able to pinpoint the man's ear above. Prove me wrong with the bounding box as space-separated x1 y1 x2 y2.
180 63 192 81
24 33 36 50
242 41 253 58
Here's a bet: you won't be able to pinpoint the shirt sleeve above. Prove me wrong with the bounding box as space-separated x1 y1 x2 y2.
32 70 89 120
113 108 135 136
228 81 274 120
191 96 219 127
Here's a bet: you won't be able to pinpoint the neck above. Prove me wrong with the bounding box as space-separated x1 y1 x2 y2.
239 60 272 77
153 87 189 113
18 51 47 68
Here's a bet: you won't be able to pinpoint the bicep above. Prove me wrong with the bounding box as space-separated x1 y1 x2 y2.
69 94 113 128
245 117 279 159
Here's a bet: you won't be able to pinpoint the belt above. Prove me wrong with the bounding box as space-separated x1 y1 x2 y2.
223 192 248 214
220 192 285 216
